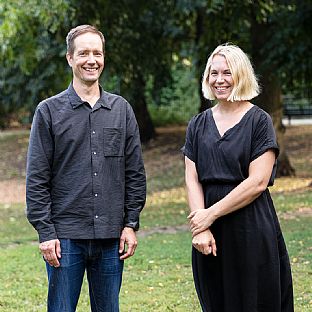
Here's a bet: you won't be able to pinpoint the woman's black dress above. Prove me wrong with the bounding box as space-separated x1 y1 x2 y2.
183 106 294 312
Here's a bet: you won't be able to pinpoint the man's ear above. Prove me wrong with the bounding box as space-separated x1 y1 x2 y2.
66 53 72 67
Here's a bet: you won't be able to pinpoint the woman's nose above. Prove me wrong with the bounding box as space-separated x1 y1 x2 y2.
216 74 224 82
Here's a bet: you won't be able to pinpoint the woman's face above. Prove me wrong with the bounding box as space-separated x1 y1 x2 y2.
208 54 234 102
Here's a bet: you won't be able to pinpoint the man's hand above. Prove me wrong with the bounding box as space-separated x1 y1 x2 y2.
39 239 61 267
119 227 138 260
192 229 217 256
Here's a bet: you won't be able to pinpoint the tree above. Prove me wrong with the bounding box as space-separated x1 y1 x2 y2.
1 0 179 142
1 0 311 156
178 0 311 176
0 0 72 127
89 0 177 142
1 0 181 143
249 0 311 176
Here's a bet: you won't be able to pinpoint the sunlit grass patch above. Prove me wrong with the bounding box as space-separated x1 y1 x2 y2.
271 177 312 193
142 187 188 229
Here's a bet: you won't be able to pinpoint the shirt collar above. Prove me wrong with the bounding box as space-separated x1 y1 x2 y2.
67 82 112 110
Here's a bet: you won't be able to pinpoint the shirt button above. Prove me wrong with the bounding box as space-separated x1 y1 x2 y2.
94 172 97 176
95 215 99 219
93 151 97 155
94 193 98 197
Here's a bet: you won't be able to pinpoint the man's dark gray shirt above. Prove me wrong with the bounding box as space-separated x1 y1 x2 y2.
26 84 146 243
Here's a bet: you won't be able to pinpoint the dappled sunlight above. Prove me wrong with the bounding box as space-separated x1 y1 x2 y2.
146 186 187 206
271 177 312 193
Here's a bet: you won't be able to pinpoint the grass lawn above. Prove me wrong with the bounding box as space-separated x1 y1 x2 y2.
0 125 311 311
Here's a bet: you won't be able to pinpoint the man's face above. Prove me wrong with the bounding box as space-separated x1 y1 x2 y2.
66 32 104 85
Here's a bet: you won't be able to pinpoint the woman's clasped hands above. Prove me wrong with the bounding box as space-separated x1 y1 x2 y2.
188 208 218 256
188 208 217 236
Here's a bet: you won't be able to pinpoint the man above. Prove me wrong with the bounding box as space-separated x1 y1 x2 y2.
26 24 146 312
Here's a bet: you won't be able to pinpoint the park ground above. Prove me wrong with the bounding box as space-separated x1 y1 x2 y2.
0 125 311 311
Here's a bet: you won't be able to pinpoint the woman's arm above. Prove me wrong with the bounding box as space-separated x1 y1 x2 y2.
185 156 217 256
185 156 205 212
189 149 276 236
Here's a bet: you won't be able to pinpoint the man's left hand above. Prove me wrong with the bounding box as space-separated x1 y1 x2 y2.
119 227 138 260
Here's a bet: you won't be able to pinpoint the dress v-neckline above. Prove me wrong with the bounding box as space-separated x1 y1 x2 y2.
210 105 256 139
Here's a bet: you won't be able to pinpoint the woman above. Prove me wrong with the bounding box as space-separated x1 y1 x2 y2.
182 44 294 312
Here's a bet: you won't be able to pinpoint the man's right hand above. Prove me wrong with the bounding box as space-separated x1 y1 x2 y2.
192 229 217 256
39 239 61 267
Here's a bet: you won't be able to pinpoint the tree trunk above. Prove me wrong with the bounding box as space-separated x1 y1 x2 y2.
195 7 213 113
254 74 295 177
121 72 156 144
250 3 295 176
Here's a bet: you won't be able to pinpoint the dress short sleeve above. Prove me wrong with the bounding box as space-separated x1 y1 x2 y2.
251 110 279 162
181 116 196 162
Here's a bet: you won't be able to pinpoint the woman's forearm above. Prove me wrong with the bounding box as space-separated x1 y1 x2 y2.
209 151 276 220
209 175 266 220
189 151 276 236
185 157 205 212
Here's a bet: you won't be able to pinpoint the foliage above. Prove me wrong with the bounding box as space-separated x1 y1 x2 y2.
0 0 72 127
261 1 312 92
0 0 185 140
1 0 311 131
175 0 312 94
147 60 199 126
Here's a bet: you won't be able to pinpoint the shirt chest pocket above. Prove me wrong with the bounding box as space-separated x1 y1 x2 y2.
103 127 124 156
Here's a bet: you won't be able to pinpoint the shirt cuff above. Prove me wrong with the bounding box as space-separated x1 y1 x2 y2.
124 220 139 231
38 227 58 243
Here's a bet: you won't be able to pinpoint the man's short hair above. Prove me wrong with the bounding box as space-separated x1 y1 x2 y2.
66 24 105 55
202 44 260 102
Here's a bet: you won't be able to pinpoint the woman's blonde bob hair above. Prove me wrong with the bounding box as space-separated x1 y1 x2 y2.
202 44 260 102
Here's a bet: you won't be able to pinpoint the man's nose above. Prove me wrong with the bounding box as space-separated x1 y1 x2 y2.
87 53 96 63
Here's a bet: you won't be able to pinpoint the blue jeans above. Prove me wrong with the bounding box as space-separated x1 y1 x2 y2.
45 238 123 312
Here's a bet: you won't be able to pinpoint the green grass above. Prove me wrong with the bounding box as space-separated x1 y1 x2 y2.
273 191 312 214
1 217 311 311
0 231 199 312
0 126 312 311
146 162 185 194
0 244 47 311
280 218 312 311
0 130 29 180
0 203 37 245
120 232 199 311
141 201 188 229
